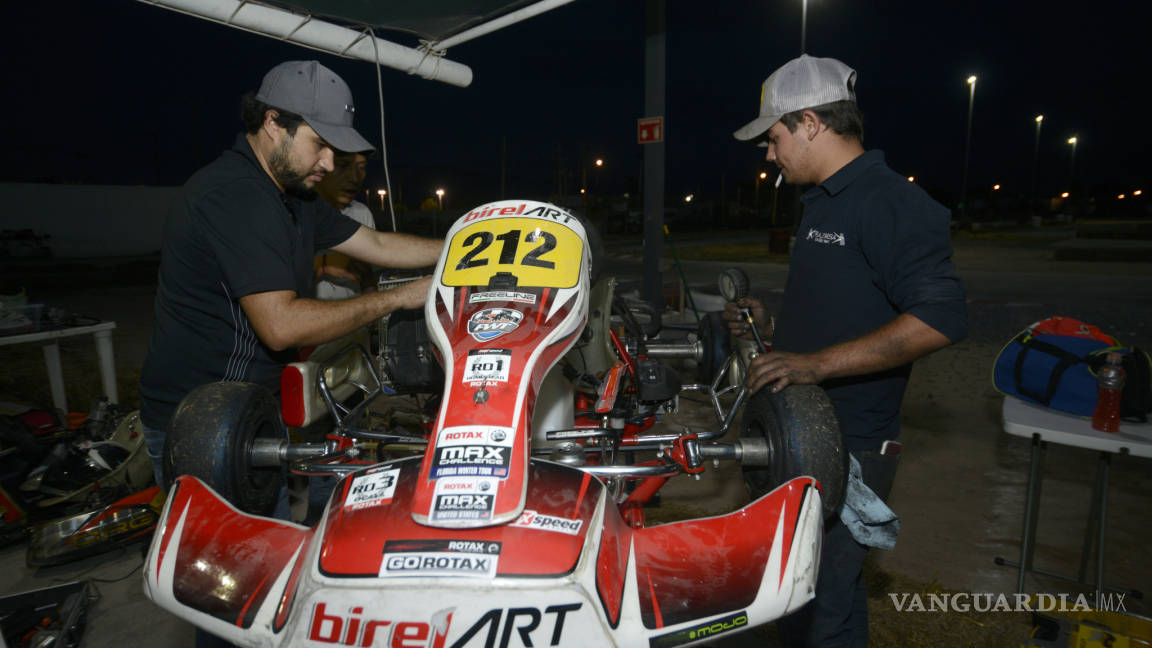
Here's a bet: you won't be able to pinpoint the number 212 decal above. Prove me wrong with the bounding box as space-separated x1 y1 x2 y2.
456 229 556 270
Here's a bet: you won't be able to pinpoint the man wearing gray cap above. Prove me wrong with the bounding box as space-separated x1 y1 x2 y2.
139 60 442 488
724 55 967 646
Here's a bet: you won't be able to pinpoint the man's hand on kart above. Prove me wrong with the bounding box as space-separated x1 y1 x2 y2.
723 298 773 341
745 350 827 394
387 276 434 309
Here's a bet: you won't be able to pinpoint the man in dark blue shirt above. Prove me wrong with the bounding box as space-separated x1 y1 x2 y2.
725 55 967 646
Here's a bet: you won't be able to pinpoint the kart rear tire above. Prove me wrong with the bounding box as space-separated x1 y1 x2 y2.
165 382 286 515
740 384 846 519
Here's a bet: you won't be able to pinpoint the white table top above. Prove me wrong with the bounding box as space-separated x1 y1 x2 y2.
1002 396 1152 458
0 320 116 346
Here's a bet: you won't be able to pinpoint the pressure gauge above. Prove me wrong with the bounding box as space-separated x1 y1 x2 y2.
717 268 750 302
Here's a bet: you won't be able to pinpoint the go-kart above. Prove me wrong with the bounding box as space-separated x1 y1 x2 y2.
143 200 846 647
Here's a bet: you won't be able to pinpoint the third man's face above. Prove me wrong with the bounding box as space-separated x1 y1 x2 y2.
316 152 368 209
764 121 814 185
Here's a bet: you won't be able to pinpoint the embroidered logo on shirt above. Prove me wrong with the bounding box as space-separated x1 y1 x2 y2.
807 228 846 246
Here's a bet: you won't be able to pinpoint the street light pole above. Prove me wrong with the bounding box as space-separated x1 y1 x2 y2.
1030 115 1043 219
800 0 808 53
1067 136 1078 180
959 75 977 219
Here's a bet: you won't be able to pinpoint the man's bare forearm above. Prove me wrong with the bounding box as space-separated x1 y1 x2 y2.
334 227 443 269
240 279 430 351
812 313 952 379
745 313 954 393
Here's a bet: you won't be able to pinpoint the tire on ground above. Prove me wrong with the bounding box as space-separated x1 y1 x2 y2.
165 382 286 515
740 384 846 519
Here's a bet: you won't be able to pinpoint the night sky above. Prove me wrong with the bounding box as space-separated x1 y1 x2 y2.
2 0 1147 212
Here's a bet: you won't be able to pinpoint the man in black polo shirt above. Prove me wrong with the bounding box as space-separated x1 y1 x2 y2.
725 55 967 646
140 60 442 486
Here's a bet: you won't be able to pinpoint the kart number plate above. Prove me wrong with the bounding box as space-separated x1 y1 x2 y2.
442 218 583 289
344 468 400 511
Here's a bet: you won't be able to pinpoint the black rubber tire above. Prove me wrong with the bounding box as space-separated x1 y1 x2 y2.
571 210 604 286
740 384 846 519
695 311 732 383
164 382 286 515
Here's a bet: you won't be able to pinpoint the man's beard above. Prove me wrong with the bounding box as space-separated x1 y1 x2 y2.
268 135 319 199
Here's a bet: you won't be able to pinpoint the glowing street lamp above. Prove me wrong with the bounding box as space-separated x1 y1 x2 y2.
959 75 977 216
907 176 915 183
377 188 387 210
993 184 1000 191
684 194 694 203
1060 192 1069 199
435 188 445 210
595 158 604 167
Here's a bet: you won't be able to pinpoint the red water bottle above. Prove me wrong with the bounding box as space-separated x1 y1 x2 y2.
1091 352 1125 433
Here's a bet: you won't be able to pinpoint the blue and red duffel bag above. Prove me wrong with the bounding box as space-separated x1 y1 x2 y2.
994 316 1151 421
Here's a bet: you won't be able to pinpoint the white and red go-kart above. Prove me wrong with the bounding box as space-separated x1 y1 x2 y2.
144 200 846 647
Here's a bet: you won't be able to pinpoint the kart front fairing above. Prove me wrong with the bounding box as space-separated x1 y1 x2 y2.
144 200 824 647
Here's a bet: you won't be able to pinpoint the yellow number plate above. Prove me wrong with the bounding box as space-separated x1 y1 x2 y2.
441 218 583 288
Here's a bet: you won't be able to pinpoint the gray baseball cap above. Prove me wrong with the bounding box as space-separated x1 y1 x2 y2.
256 60 375 154
733 54 857 142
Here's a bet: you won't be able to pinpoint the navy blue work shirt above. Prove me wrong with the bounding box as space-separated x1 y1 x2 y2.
772 150 967 451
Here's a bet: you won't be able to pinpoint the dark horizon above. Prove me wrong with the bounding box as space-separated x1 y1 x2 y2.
2 1 1147 216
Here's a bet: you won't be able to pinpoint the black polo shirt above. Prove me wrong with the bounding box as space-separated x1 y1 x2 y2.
773 150 967 450
140 134 361 430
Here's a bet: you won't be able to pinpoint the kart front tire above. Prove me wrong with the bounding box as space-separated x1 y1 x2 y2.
165 382 286 515
740 384 846 519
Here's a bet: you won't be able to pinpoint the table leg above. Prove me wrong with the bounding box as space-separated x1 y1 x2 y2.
42 341 67 413
1095 452 1110 606
1017 434 1046 593
93 329 119 404
1078 451 1107 582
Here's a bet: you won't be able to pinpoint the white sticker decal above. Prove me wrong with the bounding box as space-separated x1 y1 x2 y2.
463 349 512 384
343 467 399 511
511 510 585 536
380 539 501 578
433 477 496 497
469 291 536 304
431 493 495 521
432 427 515 480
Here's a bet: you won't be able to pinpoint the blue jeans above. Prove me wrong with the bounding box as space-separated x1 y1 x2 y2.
143 423 166 488
776 449 901 648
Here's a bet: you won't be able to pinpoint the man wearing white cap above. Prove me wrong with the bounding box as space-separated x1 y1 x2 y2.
140 61 442 488
725 55 967 646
